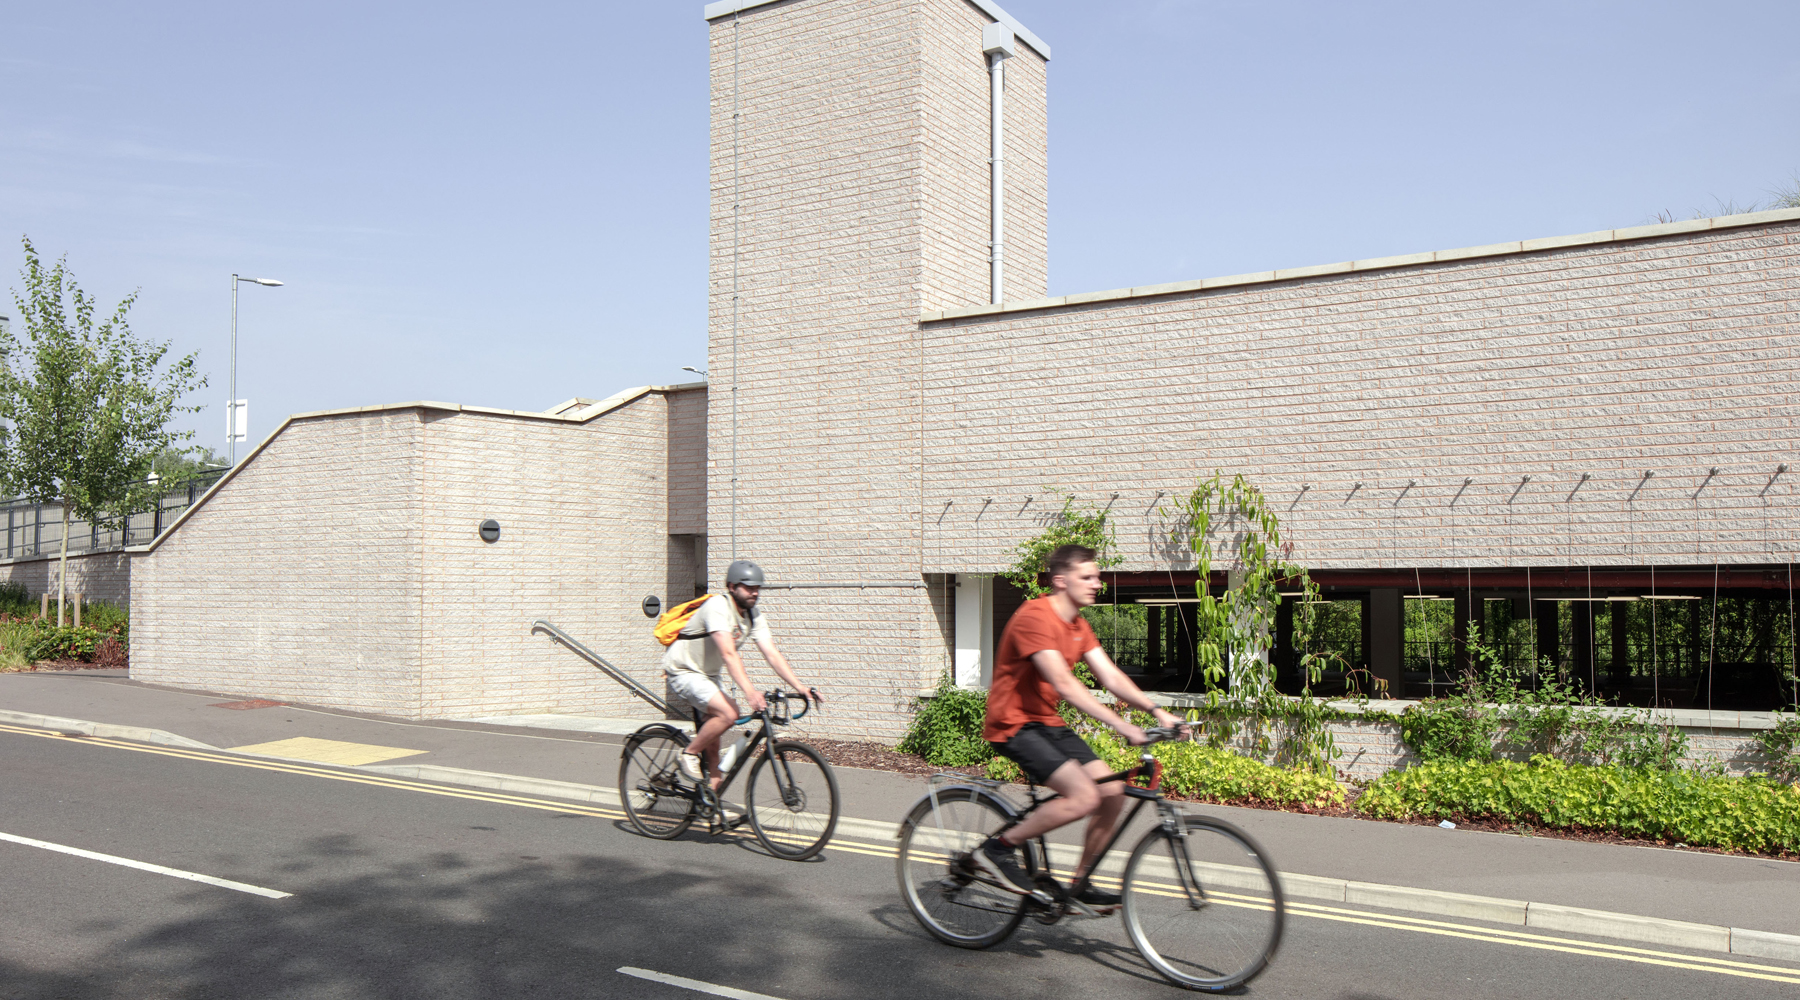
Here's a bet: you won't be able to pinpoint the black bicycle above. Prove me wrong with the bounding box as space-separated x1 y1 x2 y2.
895 728 1284 992
618 689 840 861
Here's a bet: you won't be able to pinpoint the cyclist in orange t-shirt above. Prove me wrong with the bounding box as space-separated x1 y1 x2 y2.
979 543 1186 907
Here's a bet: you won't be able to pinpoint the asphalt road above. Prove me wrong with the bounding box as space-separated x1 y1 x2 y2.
2 723 1796 1000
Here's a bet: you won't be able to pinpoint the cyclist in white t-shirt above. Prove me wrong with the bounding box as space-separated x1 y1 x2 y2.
662 560 822 789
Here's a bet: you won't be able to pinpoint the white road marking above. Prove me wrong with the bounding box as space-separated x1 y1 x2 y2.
617 967 789 1000
0 831 292 899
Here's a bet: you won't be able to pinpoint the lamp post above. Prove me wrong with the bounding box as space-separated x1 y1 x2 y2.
230 274 282 465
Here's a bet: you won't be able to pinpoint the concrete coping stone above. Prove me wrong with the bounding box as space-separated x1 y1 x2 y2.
1141 691 1788 732
920 207 1800 323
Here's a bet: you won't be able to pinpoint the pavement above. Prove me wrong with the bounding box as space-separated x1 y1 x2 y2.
3 668 1799 956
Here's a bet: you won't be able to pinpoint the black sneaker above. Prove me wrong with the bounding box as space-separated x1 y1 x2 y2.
1075 885 1122 908
980 836 1035 894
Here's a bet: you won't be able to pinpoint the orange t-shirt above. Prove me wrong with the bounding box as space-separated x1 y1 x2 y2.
983 596 1099 742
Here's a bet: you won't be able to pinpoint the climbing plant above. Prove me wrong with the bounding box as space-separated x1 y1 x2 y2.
1166 472 1363 772
1001 491 1123 599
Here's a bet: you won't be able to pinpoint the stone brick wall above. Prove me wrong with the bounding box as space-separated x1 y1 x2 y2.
920 219 1800 574
705 0 1052 739
921 0 1048 312
704 0 1800 742
1202 716 1767 781
131 388 703 721
130 410 427 715
0 550 131 607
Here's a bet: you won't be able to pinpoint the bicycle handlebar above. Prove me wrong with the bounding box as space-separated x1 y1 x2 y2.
1138 726 1187 745
732 689 812 727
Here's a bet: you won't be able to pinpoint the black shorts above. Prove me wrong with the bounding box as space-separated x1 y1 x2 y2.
992 722 1099 785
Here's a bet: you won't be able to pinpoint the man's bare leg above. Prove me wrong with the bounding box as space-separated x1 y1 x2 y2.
686 693 739 791
1001 759 1110 845
1073 759 1126 883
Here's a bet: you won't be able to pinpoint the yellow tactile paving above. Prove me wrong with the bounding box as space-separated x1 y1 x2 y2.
225 736 427 766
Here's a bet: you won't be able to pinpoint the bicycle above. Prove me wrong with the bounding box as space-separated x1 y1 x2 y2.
618 689 840 861
894 728 1284 992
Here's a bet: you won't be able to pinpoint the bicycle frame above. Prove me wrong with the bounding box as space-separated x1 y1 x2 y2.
663 690 811 819
995 750 1180 902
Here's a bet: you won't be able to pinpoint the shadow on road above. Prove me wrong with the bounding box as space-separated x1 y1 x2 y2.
0 828 1202 1000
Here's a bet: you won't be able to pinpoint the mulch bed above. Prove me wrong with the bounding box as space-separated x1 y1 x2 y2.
805 738 988 778
800 738 1800 861
1 659 121 673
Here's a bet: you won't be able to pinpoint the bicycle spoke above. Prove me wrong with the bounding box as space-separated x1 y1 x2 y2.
618 731 697 840
896 786 1027 948
746 741 839 860
1122 815 1284 991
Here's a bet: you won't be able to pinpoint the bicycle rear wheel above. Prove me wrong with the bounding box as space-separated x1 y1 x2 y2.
1121 813 1284 992
618 726 697 840
895 785 1031 949
746 740 840 860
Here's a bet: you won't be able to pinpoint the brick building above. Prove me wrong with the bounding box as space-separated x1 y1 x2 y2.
131 0 1799 735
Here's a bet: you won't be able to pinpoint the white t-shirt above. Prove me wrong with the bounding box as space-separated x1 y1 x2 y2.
661 593 771 679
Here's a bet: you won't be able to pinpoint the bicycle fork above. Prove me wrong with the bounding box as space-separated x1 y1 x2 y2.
1159 804 1208 911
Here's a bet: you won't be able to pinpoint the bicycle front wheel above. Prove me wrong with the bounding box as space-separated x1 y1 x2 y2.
1121 813 1284 992
618 726 697 840
895 785 1030 949
746 740 840 860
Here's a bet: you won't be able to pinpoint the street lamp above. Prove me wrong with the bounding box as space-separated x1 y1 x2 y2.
682 366 708 377
230 274 282 465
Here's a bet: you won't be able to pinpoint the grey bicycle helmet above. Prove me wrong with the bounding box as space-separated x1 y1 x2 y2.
726 559 766 588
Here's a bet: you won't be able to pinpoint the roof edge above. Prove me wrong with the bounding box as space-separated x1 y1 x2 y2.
702 0 1049 59
138 383 708 554
921 206 1800 323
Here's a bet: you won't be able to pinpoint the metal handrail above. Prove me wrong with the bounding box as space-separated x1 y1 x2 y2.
531 619 670 715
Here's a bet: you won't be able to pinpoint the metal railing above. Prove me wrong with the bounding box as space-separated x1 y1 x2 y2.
531 619 671 715
0 469 227 561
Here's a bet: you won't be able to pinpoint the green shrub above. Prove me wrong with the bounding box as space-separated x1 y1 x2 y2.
0 617 31 670
25 622 107 661
897 675 995 767
1756 712 1800 785
0 581 31 616
1399 698 1499 763
80 599 129 637
1358 756 1800 854
985 714 1345 810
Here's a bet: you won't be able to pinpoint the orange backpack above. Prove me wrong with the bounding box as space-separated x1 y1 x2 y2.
654 595 713 646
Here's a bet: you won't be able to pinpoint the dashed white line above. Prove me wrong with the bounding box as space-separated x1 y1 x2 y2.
0 831 292 899
617 966 789 1000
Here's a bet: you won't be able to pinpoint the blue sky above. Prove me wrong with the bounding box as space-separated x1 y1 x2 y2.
3 0 1796 456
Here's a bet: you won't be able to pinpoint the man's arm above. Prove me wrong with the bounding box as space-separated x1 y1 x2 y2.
1029 649 1149 745
1083 647 1185 731
752 638 815 701
709 631 766 713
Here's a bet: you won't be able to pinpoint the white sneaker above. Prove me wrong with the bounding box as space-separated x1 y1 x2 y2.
677 753 706 782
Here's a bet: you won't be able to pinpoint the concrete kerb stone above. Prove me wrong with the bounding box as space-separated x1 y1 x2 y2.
1526 902 1732 951
1731 927 1800 962
1346 881 1529 924
9 708 1800 961
0 709 216 750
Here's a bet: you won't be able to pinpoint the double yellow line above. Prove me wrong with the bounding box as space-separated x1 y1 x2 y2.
0 721 626 821
8 720 1800 985
840 828 1800 985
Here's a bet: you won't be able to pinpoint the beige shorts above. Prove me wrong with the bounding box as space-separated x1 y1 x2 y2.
666 671 725 713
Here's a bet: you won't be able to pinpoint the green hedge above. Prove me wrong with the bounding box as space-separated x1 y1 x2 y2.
1358 755 1800 854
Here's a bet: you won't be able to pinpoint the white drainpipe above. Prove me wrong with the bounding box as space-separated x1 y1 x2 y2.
982 23 1016 305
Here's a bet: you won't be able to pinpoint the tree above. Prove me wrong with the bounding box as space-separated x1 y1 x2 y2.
1 237 208 623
